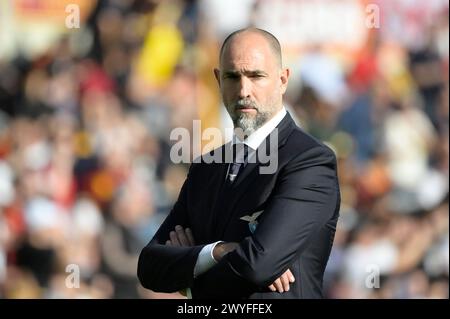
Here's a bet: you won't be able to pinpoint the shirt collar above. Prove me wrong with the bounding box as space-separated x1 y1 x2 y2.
232 107 287 150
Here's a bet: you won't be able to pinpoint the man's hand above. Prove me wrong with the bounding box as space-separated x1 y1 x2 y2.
212 242 239 261
166 225 195 246
268 269 295 293
212 241 296 293
164 225 195 298
169 229 296 294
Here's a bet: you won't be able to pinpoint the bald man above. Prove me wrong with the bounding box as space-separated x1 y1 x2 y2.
138 28 340 299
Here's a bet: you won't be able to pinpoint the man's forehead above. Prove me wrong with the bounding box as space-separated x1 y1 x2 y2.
222 49 265 64
221 45 272 69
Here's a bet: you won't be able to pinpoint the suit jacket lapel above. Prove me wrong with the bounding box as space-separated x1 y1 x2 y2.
231 112 296 188
215 112 297 238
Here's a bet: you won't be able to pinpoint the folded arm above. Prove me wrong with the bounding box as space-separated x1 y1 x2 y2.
193 146 340 297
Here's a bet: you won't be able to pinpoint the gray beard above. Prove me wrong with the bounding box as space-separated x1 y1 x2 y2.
232 111 271 136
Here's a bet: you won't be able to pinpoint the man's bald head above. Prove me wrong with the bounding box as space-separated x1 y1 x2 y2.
219 28 282 68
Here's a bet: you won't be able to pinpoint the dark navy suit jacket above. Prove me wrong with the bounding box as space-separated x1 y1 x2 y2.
138 112 340 298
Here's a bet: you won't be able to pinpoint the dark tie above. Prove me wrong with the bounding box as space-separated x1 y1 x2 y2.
226 143 249 185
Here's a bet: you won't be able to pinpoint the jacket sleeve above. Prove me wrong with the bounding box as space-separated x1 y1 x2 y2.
192 145 340 298
137 164 205 293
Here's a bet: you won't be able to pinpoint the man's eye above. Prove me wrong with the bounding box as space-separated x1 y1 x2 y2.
224 74 239 79
250 74 264 78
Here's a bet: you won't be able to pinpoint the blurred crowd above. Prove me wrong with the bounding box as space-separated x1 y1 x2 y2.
0 0 448 299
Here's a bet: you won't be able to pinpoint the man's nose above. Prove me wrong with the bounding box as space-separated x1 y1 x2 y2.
238 76 251 98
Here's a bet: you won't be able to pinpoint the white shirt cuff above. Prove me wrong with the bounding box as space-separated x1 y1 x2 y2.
193 241 223 278
186 288 192 299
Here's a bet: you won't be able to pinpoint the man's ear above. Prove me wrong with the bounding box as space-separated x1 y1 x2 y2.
214 68 221 86
280 68 290 94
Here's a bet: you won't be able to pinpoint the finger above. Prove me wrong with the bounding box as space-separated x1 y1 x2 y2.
268 284 276 292
185 228 195 245
178 289 187 297
281 273 290 292
166 240 172 246
175 225 190 246
286 269 295 283
170 231 180 246
273 278 283 293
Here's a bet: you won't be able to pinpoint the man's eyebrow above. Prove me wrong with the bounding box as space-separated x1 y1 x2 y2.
223 70 240 77
244 70 268 76
223 70 268 76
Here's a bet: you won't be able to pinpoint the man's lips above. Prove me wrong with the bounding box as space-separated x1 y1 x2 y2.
236 106 256 112
238 108 256 113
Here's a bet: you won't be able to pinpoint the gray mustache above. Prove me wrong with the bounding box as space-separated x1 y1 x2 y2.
234 100 257 109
